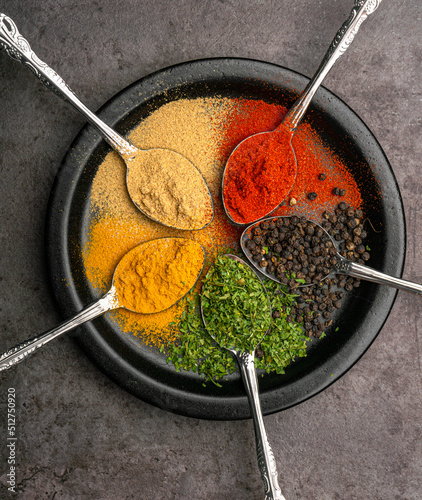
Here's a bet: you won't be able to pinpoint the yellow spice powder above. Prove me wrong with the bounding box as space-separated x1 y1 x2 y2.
114 238 204 314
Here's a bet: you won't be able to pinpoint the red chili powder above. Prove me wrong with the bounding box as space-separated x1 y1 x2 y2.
219 99 362 222
223 125 296 224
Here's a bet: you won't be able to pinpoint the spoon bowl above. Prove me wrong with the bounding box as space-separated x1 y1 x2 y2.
200 254 271 349
241 216 422 296
200 254 285 500
221 0 382 225
124 146 214 231
221 127 296 225
0 238 205 371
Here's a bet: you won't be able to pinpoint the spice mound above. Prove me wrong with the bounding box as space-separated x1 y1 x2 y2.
125 149 213 230
201 255 271 352
114 238 205 314
222 126 296 224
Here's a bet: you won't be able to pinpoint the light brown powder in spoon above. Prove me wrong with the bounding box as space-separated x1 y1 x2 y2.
125 148 213 230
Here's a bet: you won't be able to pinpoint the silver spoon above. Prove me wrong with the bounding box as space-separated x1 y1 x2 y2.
241 216 422 295
0 238 205 372
222 0 383 225
0 14 214 231
200 254 285 500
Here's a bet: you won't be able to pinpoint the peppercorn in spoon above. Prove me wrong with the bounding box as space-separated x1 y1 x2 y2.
0 14 213 231
0 238 205 372
222 0 383 225
241 216 422 296
200 254 285 500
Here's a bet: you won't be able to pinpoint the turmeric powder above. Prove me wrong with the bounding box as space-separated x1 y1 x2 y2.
114 238 205 314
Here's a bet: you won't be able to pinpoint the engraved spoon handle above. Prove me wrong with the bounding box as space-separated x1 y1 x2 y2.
338 260 422 295
234 350 285 500
0 289 119 372
0 13 136 156
283 0 383 131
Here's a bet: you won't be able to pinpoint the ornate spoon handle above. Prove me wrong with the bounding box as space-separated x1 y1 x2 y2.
234 350 285 500
0 289 119 372
0 13 136 156
283 0 383 131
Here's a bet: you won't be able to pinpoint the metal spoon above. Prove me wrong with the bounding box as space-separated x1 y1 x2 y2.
200 254 285 500
0 14 214 231
241 216 422 295
222 0 383 225
0 238 205 372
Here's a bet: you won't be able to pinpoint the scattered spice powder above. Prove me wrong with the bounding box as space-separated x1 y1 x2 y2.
114 238 204 314
276 126 362 219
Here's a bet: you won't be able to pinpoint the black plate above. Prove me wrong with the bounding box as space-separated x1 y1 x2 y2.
45 58 405 420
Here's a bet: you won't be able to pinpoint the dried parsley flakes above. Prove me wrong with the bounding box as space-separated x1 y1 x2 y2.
162 257 308 386
201 256 271 352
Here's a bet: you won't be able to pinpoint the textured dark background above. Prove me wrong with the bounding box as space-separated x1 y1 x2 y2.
0 1 421 499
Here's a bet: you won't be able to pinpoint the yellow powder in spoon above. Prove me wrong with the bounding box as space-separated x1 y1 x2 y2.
114 238 204 314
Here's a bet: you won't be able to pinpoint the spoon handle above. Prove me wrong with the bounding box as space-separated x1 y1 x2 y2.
341 261 422 295
283 0 383 131
0 13 136 157
0 289 118 372
234 350 285 500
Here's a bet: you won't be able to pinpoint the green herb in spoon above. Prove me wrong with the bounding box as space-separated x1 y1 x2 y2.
201 254 284 500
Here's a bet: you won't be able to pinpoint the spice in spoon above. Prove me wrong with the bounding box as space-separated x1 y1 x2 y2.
241 205 370 338
114 237 205 313
222 126 296 224
0 237 206 371
0 14 214 232
164 277 307 385
201 255 271 351
125 149 214 231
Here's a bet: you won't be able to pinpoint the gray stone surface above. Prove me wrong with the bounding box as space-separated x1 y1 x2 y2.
0 0 421 498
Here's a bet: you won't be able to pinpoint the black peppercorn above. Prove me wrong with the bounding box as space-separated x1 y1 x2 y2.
362 252 370 261
243 208 371 338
